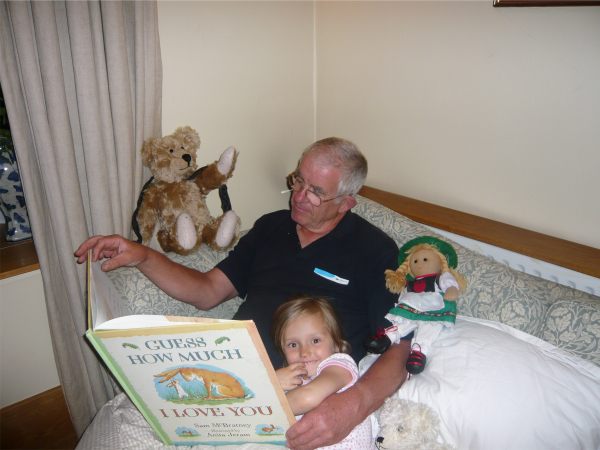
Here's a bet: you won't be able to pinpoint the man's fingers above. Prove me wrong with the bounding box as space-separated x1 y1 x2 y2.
74 235 104 261
287 416 333 450
100 255 121 272
75 235 133 271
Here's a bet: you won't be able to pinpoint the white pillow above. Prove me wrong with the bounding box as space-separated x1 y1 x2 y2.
395 315 600 450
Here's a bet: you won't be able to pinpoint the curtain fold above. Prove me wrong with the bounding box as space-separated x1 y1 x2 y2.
0 1 162 435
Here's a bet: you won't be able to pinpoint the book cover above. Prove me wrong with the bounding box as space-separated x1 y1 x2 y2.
85 256 295 446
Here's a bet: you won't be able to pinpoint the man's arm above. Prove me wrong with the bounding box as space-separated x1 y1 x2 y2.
285 341 409 450
74 234 237 309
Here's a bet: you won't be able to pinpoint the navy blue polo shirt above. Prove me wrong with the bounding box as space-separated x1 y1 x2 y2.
216 209 399 367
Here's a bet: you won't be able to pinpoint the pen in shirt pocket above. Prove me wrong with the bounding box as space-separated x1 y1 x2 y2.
314 267 349 285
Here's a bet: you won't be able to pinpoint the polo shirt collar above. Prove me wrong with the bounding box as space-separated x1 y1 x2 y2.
287 210 357 244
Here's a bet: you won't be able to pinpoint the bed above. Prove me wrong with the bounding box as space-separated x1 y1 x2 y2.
76 186 600 450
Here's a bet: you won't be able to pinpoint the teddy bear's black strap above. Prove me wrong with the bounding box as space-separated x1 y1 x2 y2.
218 185 232 212
131 176 155 243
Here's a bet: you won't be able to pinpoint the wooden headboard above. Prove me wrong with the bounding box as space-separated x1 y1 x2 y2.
359 185 600 279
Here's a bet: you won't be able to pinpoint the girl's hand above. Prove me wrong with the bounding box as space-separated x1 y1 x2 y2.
276 363 307 391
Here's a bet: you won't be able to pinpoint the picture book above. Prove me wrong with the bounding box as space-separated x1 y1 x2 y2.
85 256 295 446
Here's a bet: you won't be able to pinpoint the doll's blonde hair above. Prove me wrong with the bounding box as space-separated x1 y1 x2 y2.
271 296 351 362
386 243 467 293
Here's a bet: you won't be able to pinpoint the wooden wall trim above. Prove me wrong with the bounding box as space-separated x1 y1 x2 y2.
0 386 78 449
359 185 600 279
0 223 39 280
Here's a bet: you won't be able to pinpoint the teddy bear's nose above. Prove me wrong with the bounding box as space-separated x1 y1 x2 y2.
182 154 192 165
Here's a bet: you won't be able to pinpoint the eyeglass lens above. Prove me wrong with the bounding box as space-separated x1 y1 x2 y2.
291 175 322 206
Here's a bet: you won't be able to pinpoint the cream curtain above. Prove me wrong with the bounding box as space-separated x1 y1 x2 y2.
0 1 161 435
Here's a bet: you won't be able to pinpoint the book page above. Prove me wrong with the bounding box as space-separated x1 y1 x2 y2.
96 315 233 331
89 261 130 329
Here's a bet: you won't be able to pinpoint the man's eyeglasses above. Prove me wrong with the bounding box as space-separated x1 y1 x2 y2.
287 172 346 207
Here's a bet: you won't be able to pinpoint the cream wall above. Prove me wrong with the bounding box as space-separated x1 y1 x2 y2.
0 271 59 407
159 1 599 248
158 1 315 229
316 1 600 248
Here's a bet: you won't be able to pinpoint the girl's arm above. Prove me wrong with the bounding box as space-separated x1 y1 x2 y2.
286 365 353 415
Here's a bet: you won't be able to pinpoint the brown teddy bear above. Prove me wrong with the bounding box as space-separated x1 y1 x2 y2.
132 126 240 255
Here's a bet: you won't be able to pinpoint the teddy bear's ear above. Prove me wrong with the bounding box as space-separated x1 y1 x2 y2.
174 126 201 149
141 138 157 167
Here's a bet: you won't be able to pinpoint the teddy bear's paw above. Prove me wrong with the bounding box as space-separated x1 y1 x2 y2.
215 210 240 248
217 146 237 176
176 213 198 250
148 232 165 253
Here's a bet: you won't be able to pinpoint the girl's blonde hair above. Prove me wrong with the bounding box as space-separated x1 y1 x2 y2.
271 296 351 360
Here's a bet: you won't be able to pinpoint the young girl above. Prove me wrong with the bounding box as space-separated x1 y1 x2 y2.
272 296 374 450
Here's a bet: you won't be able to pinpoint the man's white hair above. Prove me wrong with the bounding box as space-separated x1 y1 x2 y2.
298 137 368 196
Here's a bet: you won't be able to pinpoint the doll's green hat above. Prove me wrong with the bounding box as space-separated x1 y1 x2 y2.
398 236 458 269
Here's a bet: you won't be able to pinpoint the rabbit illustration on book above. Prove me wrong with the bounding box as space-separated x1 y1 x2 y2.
166 379 190 399
155 367 248 400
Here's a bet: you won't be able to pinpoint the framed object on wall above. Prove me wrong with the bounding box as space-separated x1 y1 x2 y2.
494 0 600 5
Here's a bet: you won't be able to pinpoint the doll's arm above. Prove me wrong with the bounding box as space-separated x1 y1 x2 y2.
385 268 406 294
285 365 352 415
439 271 460 300
444 286 459 300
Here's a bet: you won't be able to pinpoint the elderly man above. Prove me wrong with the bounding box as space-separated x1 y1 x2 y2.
75 137 410 449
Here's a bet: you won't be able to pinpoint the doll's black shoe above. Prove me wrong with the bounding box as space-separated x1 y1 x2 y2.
406 345 426 374
364 330 391 354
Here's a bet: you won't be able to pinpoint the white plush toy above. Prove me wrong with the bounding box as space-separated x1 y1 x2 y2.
375 397 453 450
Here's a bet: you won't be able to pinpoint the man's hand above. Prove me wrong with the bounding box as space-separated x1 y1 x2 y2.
74 234 149 272
286 386 361 450
276 363 308 391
